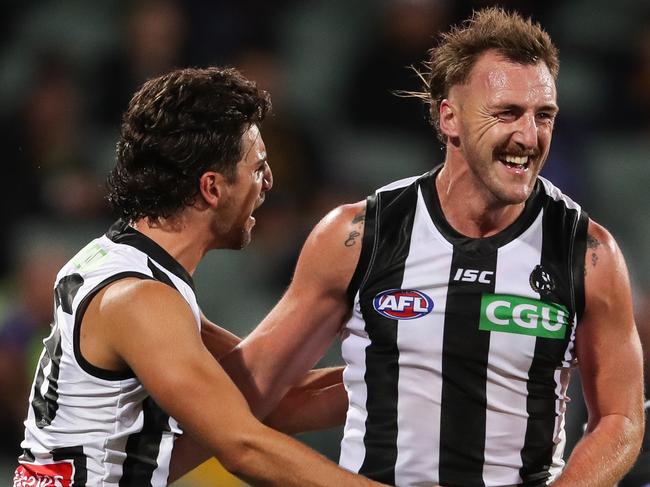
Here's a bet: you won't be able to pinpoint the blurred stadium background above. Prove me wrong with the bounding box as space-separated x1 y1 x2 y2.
0 0 648 485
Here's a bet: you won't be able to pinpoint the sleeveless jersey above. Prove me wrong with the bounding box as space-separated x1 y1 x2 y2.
340 170 589 487
15 220 200 486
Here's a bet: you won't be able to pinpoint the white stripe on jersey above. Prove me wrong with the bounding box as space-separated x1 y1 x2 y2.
394 188 452 486
340 293 371 473
482 210 544 485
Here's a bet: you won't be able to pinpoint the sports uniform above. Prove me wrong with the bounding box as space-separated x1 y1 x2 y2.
14 220 198 486
340 169 588 487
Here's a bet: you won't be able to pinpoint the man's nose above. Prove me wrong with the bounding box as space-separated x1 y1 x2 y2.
263 164 273 192
512 113 538 149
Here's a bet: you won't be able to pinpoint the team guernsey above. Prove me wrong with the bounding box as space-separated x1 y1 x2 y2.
15 220 200 486
341 170 588 487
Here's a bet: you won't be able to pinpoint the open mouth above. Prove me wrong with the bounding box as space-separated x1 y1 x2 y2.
249 195 266 224
499 154 530 171
255 194 266 210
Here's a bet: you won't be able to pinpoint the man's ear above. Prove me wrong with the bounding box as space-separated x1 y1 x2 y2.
198 171 227 208
439 98 459 139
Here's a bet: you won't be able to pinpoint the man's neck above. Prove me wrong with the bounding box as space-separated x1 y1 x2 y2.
435 163 526 239
130 213 209 275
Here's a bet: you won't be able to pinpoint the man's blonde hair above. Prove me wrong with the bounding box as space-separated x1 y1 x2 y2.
417 8 559 142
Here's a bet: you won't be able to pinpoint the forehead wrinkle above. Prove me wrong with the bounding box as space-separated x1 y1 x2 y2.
483 65 556 108
490 85 557 109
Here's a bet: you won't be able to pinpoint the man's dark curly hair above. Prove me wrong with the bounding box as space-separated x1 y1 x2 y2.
107 66 271 221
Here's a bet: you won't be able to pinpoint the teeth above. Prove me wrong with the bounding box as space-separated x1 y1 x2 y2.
504 155 529 165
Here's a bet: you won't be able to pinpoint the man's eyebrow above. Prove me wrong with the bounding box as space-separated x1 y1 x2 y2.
539 104 559 113
490 102 559 113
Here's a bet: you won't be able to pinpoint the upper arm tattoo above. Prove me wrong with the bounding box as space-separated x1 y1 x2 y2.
585 234 601 276
344 210 365 247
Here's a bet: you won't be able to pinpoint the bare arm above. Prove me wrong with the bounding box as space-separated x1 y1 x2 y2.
199 311 241 360
96 278 383 487
553 220 644 486
170 316 347 481
262 364 347 433
221 202 366 419
200 312 345 395
170 374 347 484
200 313 348 431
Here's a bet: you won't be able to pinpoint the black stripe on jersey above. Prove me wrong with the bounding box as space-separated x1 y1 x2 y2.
438 249 497 487
147 258 178 290
346 194 378 304
32 326 64 428
107 220 195 292
120 396 172 486
73 271 153 381
519 196 585 484
571 211 589 322
52 446 88 486
358 183 419 484
20 448 35 462
54 274 85 314
31 273 86 427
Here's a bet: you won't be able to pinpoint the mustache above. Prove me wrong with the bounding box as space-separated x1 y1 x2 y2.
494 143 540 158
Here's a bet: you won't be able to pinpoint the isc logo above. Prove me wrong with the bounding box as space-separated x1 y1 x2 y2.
453 268 494 284
373 289 434 320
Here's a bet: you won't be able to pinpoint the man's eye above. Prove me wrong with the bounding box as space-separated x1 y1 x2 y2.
497 111 516 121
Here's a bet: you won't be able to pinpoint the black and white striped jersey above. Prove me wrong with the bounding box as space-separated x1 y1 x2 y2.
340 170 588 487
17 220 199 486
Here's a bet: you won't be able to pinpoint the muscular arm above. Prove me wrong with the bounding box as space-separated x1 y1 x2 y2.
220 202 366 419
169 371 346 484
94 278 383 487
171 314 346 481
199 313 347 432
553 220 644 486
172 203 365 481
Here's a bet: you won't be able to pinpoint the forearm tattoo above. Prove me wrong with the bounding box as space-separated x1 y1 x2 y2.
585 234 601 276
344 210 365 247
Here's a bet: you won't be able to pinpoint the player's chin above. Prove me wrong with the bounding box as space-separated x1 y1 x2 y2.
502 185 534 205
238 237 252 250
225 224 253 250
239 227 253 249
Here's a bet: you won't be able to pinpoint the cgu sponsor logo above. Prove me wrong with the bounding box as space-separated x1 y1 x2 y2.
479 294 569 339
373 289 434 320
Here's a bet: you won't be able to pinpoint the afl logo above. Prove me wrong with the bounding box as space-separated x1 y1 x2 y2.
373 289 434 320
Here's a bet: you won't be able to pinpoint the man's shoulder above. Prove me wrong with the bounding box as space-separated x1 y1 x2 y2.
585 218 621 272
312 201 367 248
